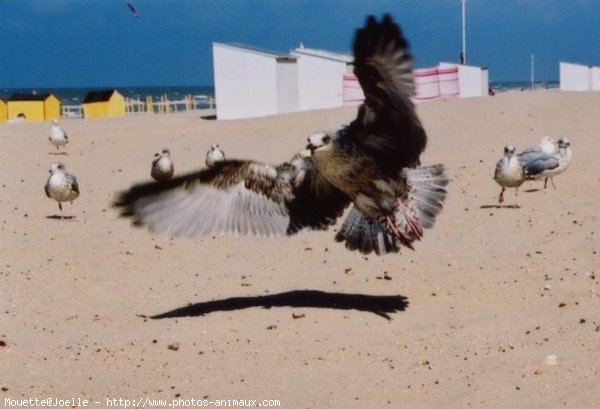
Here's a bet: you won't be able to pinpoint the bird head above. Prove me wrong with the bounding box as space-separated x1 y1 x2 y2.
49 162 66 174
304 132 333 157
504 145 516 157
558 138 570 148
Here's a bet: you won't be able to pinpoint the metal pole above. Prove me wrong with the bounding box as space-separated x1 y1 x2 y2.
461 0 467 65
531 54 535 90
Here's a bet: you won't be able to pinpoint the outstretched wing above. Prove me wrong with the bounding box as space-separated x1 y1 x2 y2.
347 14 427 171
114 160 292 237
114 158 350 238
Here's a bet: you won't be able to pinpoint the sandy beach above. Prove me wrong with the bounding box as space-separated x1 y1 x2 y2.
1 90 599 408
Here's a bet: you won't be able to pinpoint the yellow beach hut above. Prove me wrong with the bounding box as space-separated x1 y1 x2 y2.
82 89 125 118
0 99 7 123
7 93 61 122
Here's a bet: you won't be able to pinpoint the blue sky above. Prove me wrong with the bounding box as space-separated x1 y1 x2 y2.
1 0 599 88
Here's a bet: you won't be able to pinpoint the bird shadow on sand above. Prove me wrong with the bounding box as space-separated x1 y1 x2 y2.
46 215 76 220
48 152 68 156
523 188 543 193
142 290 409 321
480 204 521 209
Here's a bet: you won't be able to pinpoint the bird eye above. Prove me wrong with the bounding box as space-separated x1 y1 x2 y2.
323 135 331 144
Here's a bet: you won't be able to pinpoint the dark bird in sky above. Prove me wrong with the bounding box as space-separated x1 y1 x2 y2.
113 14 448 255
125 2 139 17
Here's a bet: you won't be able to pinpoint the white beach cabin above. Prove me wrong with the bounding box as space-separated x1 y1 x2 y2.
559 62 600 91
290 46 354 111
438 62 489 97
212 43 299 120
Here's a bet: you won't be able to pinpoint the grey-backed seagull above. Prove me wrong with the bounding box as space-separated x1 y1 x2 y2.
44 162 80 218
49 120 69 152
493 145 525 204
523 138 572 189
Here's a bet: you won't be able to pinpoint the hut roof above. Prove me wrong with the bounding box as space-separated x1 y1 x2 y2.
83 89 118 103
8 93 57 102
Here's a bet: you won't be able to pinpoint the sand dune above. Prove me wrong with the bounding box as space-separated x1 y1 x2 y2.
1 90 599 408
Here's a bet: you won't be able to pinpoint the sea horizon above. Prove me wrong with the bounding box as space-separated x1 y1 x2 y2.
1 80 559 104
0 85 215 106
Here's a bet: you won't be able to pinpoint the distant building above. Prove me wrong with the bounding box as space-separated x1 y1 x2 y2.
0 99 7 123
290 46 354 111
559 62 600 91
213 43 299 120
212 42 491 119
438 62 489 97
7 93 61 122
82 89 125 118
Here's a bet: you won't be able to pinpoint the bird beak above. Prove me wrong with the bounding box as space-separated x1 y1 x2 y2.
299 147 312 158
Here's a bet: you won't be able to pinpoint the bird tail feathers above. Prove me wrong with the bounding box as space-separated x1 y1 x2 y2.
401 164 448 229
334 164 448 256
335 207 401 255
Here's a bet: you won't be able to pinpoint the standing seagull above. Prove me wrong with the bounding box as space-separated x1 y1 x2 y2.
49 120 69 153
523 138 572 189
493 145 524 204
150 148 174 181
113 14 448 256
45 162 79 218
205 144 225 168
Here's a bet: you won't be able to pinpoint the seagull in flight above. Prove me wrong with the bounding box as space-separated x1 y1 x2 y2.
113 14 448 255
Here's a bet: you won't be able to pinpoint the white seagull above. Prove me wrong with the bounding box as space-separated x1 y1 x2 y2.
113 14 448 256
523 138 572 189
49 120 69 152
45 162 80 218
150 148 174 181
205 144 225 168
493 145 524 204
517 135 555 165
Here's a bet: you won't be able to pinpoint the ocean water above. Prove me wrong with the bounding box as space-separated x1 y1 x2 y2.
489 80 559 93
0 81 558 110
0 86 215 108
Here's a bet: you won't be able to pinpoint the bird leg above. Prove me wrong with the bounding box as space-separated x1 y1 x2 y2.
58 202 63 219
543 177 548 190
498 187 505 204
384 199 424 250
385 217 415 250
550 177 557 190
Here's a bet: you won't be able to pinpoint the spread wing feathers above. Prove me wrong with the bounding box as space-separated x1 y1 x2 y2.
113 159 350 238
523 155 559 178
335 164 448 255
348 14 427 171
114 160 293 237
335 207 401 255
401 164 448 229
